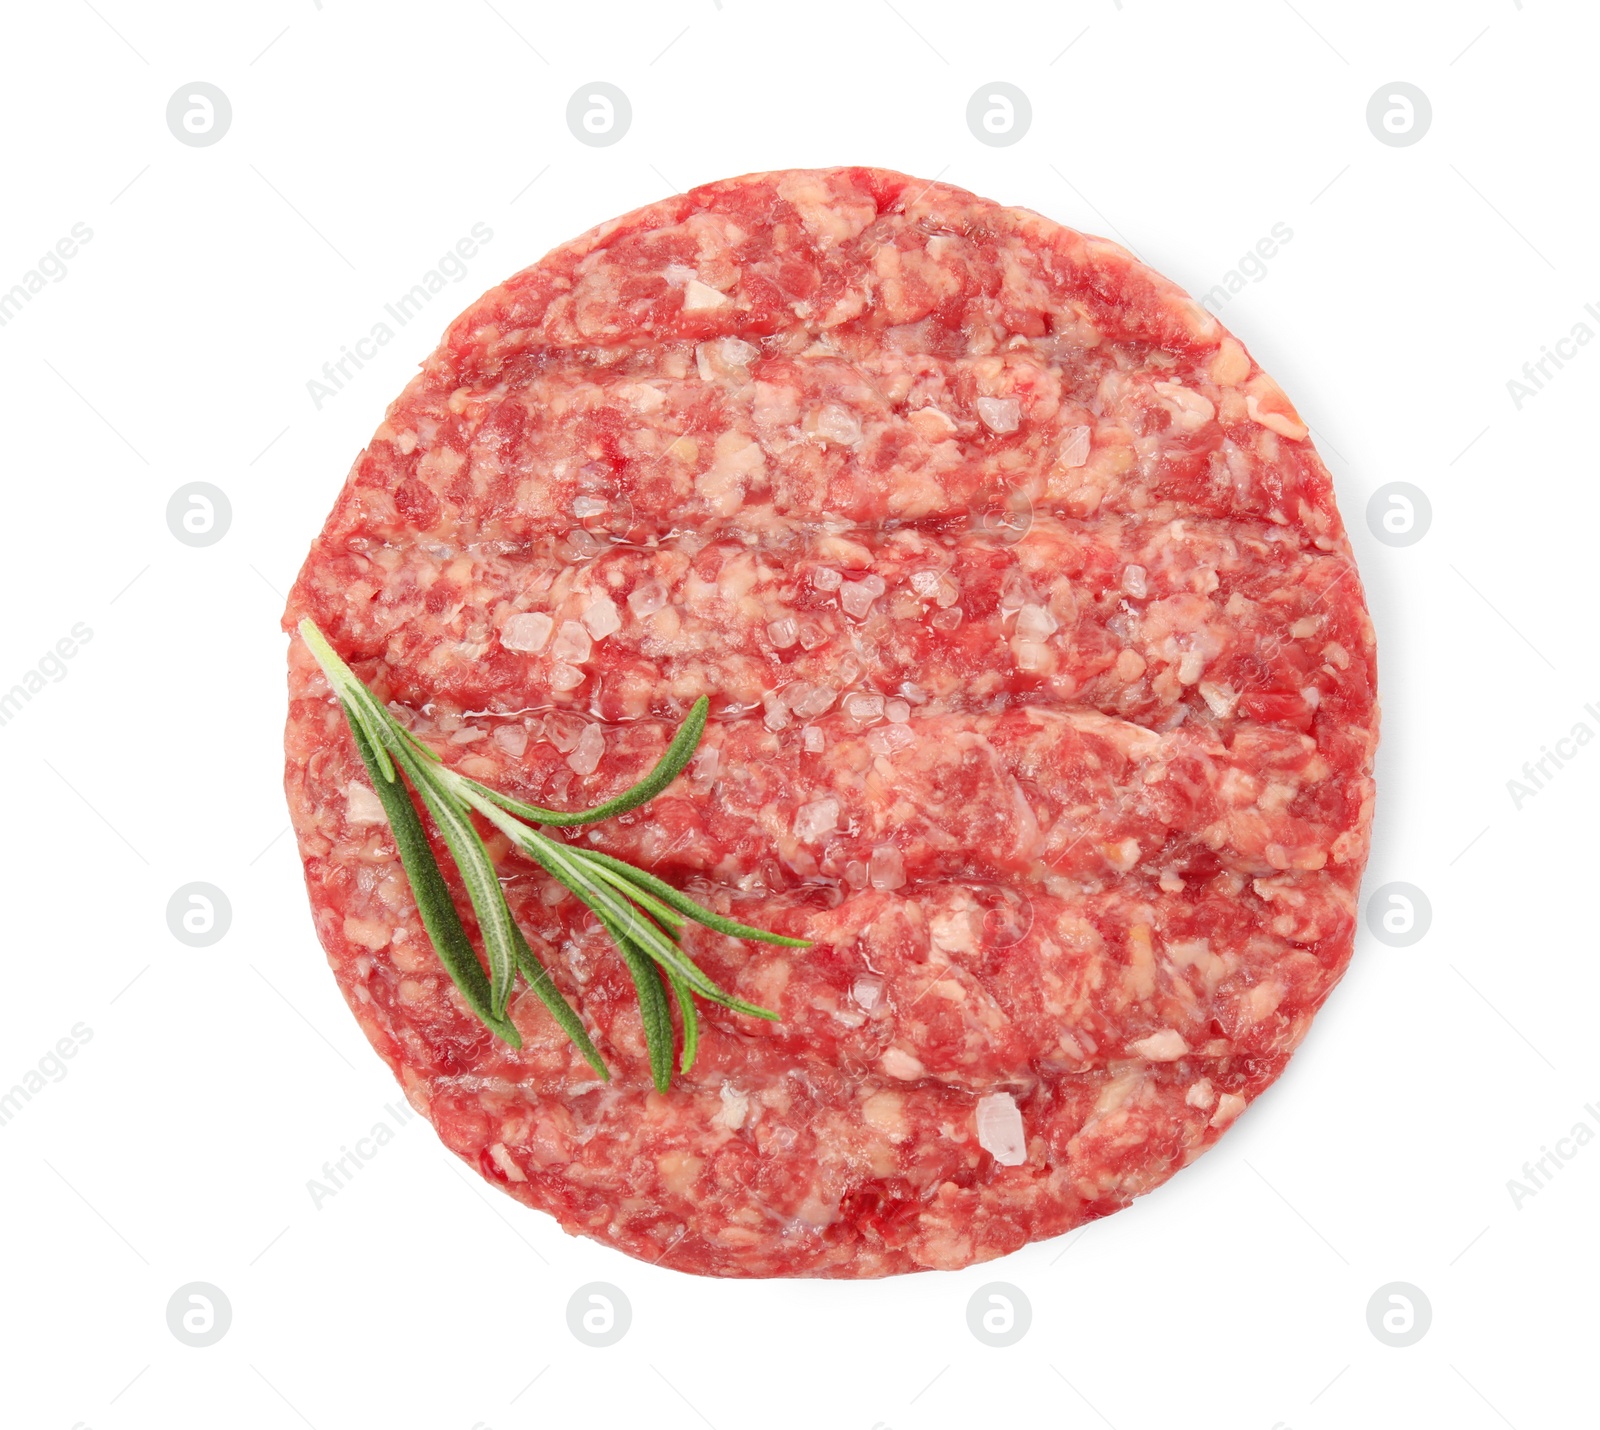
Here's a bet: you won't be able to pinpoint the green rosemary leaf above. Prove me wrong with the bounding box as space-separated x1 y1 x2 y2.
610 927 674 1094
574 848 811 948
488 813 757 1015
465 697 709 827
581 859 687 934
300 618 799 1083
300 619 398 783
341 699 521 1047
508 922 609 1081
565 856 779 1024
575 861 777 1018
390 741 520 1018
664 966 699 1074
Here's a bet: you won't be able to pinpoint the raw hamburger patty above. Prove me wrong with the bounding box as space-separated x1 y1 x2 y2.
282 167 1377 1277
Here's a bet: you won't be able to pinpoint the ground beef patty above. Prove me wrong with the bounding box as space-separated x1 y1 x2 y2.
282 167 1378 1278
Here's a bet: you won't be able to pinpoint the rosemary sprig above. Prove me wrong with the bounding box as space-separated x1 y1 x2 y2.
298 617 806 1090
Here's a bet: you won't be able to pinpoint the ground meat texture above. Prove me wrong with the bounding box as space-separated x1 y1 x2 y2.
282 168 1377 1278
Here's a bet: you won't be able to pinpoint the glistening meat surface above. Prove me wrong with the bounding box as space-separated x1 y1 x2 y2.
282 167 1378 1277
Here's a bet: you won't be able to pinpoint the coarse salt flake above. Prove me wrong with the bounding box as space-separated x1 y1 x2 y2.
551 620 592 665
866 723 916 756
567 723 605 777
1056 424 1092 468
976 1093 1028 1166
492 725 529 757
788 683 837 719
976 396 1022 433
844 692 885 722
500 612 554 654
628 579 669 618
793 796 839 842
582 593 622 639
868 844 906 891
839 575 885 618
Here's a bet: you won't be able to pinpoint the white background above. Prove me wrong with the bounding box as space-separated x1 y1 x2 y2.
0 1 1593 1426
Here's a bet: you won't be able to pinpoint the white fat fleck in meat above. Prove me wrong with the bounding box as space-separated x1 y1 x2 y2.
345 781 386 826
794 796 840 842
976 396 1022 433
488 1143 527 1182
907 406 957 439
1015 603 1058 641
810 403 864 446
343 915 390 950
567 723 605 776
1177 648 1208 685
1210 1093 1247 1128
1121 564 1149 599
881 1047 926 1080
682 278 732 311
500 611 554 654
975 1093 1028 1166
1128 1029 1189 1061
1198 681 1239 718
551 619 593 664
713 1083 749 1131
1153 381 1216 431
